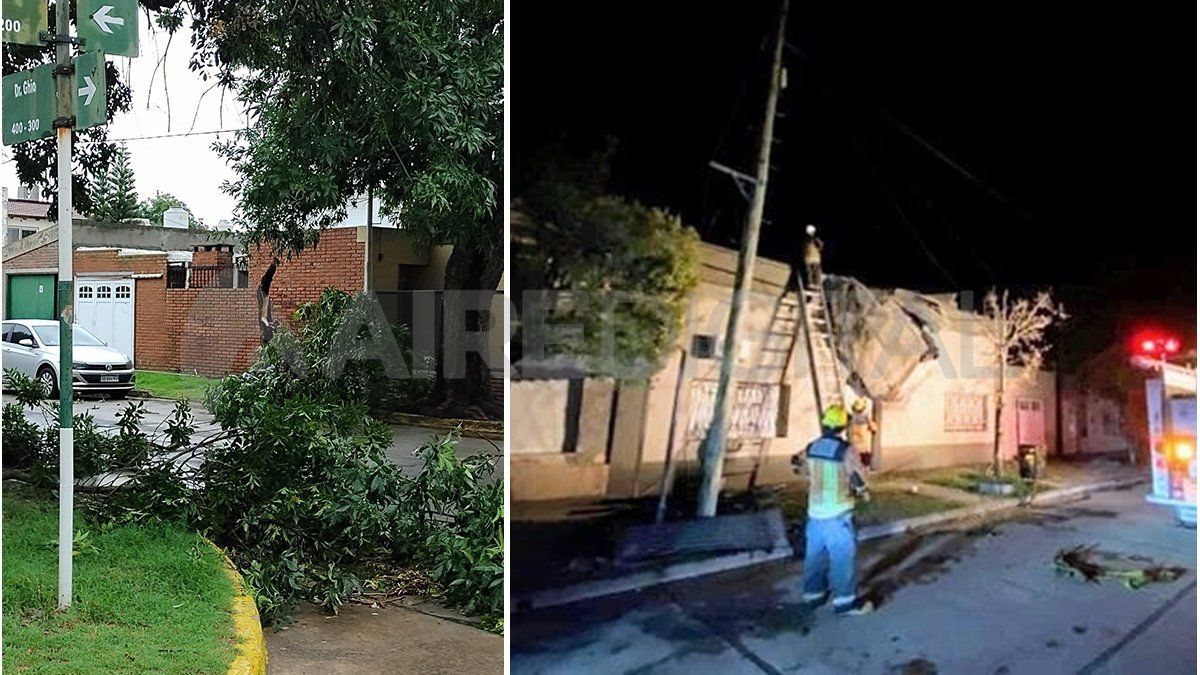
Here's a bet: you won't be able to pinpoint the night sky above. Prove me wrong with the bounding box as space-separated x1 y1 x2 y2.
513 3 1197 363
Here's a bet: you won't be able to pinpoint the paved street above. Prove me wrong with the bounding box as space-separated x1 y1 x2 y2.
511 488 1196 674
3 394 500 479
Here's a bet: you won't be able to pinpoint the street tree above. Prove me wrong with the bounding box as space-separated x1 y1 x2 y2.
139 191 204 228
983 289 1068 478
89 145 140 223
513 143 700 378
178 0 503 418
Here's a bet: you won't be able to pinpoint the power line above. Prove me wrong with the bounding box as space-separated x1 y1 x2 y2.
878 108 1028 221
846 131 961 289
76 127 248 144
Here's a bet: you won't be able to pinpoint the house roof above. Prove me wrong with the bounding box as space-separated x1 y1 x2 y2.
6 198 84 220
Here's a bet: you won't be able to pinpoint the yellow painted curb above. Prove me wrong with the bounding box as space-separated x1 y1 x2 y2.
206 541 268 675
375 411 504 440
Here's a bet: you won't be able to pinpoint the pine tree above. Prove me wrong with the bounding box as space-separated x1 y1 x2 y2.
107 146 139 222
88 145 139 223
88 167 115 221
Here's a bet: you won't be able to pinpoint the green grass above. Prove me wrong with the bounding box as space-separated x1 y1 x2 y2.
926 467 1052 500
134 371 220 402
854 489 958 527
778 486 958 527
3 484 237 674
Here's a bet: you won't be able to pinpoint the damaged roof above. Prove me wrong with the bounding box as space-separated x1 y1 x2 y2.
824 275 990 401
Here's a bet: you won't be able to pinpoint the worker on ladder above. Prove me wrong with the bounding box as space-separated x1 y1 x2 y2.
793 404 875 616
803 224 824 288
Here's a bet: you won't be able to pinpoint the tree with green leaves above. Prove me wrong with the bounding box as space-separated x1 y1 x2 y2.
513 142 701 378
88 145 140 223
176 0 503 418
139 191 204 229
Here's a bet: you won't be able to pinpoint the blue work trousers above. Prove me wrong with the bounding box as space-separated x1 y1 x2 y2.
802 510 858 609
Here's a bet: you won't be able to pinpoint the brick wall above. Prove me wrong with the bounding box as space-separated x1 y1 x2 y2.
191 248 233 268
249 228 365 327
162 288 261 377
5 231 365 377
5 240 57 270
7 243 166 276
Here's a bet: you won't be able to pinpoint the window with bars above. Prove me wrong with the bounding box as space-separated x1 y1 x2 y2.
945 392 987 431
687 380 781 440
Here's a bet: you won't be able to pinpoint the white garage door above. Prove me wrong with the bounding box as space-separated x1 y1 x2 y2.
75 279 135 360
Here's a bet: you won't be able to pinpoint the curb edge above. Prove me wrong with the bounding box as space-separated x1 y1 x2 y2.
207 541 268 675
858 477 1148 541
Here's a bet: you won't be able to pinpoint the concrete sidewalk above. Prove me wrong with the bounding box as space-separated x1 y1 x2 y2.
267 601 501 674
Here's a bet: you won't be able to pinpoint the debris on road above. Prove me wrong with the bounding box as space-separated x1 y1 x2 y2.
888 657 938 674
1053 545 1187 589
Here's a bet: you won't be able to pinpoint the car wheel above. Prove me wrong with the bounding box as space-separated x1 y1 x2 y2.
36 366 59 399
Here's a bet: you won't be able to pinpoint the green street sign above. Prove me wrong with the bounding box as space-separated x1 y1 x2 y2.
3 63 54 146
74 51 107 130
2 0 48 46
78 0 137 57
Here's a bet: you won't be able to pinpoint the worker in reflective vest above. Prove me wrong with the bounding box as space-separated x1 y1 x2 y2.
848 397 878 471
795 404 874 616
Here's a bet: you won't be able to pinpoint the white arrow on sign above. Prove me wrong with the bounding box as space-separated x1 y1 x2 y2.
78 76 97 106
92 5 125 34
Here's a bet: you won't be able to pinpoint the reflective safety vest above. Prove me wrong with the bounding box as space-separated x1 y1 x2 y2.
806 433 855 519
848 412 874 450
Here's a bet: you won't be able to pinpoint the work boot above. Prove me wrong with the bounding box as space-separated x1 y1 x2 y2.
833 598 875 616
801 590 829 611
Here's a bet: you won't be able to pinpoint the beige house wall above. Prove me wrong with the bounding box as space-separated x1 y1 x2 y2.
873 318 1059 472
510 379 612 501
629 243 822 495
360 227 432 291
510 241 1066 502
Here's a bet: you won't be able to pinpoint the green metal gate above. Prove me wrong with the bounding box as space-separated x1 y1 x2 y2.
6 274 57 319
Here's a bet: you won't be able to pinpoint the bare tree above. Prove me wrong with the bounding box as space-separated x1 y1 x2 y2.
983 289 1068 478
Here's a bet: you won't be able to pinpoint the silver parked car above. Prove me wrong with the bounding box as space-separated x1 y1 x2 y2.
2 319 135 398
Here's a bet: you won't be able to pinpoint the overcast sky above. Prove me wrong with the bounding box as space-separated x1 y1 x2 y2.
2 18 243 227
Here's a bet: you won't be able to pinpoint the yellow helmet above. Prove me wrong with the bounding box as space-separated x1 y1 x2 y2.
821 405 848 429
851 398 868 413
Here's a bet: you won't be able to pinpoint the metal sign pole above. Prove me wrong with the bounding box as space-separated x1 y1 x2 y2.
53 0 76 610
5 0 118 612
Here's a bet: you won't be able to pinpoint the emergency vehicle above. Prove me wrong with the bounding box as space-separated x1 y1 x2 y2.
1134 349 1197 527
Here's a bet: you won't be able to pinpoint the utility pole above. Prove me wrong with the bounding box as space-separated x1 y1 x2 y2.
696 0 789 517
53 0 76 609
